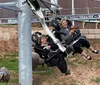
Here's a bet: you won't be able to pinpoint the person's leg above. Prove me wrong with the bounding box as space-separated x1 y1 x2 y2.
79 39 99 54
49 58 65 73
73 42 92 60
81 51 92 60
57 54 70 75
49 56 70 75
88 46 99 54
79 39 90 48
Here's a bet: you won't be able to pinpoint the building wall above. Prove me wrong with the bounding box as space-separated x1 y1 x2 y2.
58 0 100 29
0 0 100 17
59 0 100 15
0 0 16 18
0 0 100 29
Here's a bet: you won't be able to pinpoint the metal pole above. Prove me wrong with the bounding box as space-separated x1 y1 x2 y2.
51 0 58 15
18 0 32 85
72 0 75 25
51 0 58 9
87 0 89 14
42 0 59 7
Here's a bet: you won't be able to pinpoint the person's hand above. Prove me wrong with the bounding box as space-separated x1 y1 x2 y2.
71 26 79 31
43 45 51 50
69 30 75 36
47 45 51 49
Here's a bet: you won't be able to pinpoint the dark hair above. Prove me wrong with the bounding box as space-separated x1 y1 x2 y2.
38 35 47 44
41 35 47 38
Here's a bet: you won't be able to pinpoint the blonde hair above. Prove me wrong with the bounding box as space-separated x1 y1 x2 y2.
59 19 67 28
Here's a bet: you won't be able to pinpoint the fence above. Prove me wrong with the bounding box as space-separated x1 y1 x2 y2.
0 15 100 29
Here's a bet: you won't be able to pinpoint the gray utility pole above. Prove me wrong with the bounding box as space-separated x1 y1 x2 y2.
0 0 32 85
72 0 75 25
18 0 32 85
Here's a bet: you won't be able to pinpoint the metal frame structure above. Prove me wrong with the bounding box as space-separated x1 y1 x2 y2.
18 0 32 85
0 0 100 85
0 0 65 85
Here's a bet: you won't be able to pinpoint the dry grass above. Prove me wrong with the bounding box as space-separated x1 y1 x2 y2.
0 25 100 85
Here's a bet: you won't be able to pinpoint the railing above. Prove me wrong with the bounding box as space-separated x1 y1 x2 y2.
0 18 18 24
1 13 100 24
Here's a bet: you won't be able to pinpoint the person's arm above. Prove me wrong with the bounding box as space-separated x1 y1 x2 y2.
60 33 71 42
69 30 75 36
69 26 80 35
48 42 58 50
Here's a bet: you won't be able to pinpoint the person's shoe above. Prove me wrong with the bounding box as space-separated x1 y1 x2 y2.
86 55 92 60
65 70 71 76
92 50 99 54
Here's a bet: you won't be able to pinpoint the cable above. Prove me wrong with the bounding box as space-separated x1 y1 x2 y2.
40 0 54 13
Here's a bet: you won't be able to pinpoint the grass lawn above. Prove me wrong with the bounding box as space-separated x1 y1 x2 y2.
0 52 18 85
0 52 54 85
